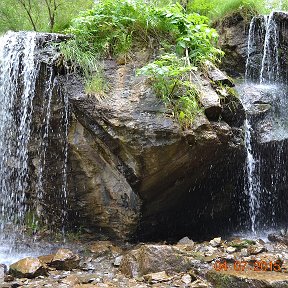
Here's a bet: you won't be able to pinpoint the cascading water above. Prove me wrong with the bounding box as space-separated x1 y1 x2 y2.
0 31 69 263
0 32 38 240
242 11 288 234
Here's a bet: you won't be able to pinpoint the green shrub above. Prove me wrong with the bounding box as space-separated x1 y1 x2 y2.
187 0 269 21
66 0 173 57
158 3 223 64
138 53 202 127
62 1 223 126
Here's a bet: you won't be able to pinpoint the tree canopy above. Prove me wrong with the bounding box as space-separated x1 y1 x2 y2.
0 0 94 33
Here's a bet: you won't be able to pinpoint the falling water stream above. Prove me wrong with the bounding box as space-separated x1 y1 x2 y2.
0 31 69 264
242 11 288 234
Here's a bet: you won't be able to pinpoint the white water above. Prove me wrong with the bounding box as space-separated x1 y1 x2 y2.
0 32 38 240
243 119 261 233
260 13 280 83
0 31 69 264
243 11 288 234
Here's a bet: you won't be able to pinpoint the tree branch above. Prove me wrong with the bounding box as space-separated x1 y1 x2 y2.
17 0 37 31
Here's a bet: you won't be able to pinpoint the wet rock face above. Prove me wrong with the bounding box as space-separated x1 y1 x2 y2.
23 33 246 240
217 11 288 80
215 12 250 77
246 12 288 84
64 59 246 240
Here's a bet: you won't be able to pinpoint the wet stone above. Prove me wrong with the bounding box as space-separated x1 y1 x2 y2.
143 271 171 284
181 274 192 284
113 256 123 267
59 274 80 286
50 248 80 270
177 237 194 246
9 257 48 279
209 237 222 247
226 247 237 254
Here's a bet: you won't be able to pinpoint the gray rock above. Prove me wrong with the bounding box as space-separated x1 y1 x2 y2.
113 256 123 267
177 236 194 246
216 11 249 76
17 33 245 240
65 60 245 240
119 244 196 277
209 237 222 247
204 61 234 87
181 274 192 284
226 247 237 254
143 271 171 283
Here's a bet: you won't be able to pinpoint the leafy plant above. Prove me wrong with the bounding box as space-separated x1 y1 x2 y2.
58 39 97 77
186 0 283 21
138 53 202 127
85 70 108 99
66 0 171 57
156 3 224 65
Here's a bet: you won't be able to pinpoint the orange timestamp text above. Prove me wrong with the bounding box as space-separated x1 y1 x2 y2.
213 259 282 272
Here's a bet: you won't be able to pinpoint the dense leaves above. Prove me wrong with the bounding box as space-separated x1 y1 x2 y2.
138 54 201 126
188 0 288 20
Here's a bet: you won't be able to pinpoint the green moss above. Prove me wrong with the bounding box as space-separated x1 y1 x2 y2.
230 239 256 249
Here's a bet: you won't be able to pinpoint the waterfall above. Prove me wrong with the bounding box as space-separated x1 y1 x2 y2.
0 31 69 258
260 13 280 83
242 11 288 233
0 32 38 240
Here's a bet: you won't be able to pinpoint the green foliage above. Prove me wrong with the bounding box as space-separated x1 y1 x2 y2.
66 0 174 58
0 0 94 34
63 1 222 118
85 70 108 99
187 0 288 21
59 39 97 77
230 239 256 249
59 39 107 96
138 54 202 126
159 3 223 64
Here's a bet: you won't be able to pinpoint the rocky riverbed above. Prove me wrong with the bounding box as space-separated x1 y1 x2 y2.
2 232 288 288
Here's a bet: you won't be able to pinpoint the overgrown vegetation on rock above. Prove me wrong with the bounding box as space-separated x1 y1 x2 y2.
1 0 282 127
60 0 224 126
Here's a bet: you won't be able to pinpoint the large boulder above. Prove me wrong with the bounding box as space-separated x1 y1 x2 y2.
119 244 197 277
64 58 246 240
11 32 245 240
39 249 80 270
207 270 288 288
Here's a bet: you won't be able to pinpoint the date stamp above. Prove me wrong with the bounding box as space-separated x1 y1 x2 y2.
213 259 282 272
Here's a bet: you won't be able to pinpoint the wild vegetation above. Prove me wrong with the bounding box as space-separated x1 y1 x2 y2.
0 0 94 33
0 0 285 126
60 0 224 125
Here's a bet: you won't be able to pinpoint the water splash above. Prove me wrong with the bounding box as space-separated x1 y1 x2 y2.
243 119 261 233
265 0 283 11
242 11 288 234
0 31 70 262
0 31 38 241
260 12 280 83
61 90 69 235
